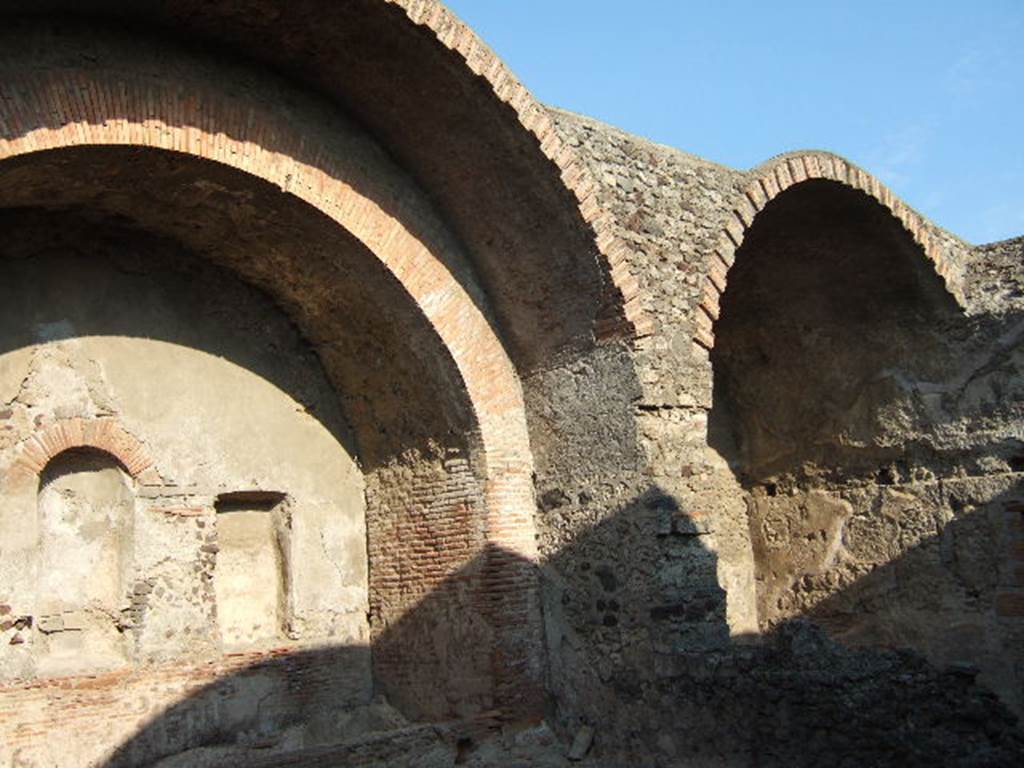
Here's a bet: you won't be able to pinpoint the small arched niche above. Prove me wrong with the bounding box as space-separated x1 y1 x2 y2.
36 448 134 676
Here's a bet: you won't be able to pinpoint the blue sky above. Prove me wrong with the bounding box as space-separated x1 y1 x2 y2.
446 1 1023 244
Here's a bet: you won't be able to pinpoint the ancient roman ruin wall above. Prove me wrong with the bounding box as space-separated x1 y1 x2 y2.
385 0 653 344
965 235 1024 314
0 20 551 764
542 112 760 737
547 108 1024 763
693 151 973 352
707 179 1024 716
41 0 653 361
0 2 1022 766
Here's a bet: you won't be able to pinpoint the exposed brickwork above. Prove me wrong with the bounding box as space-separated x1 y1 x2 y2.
996 591 1024 618
365 453 491 719
0 646 370 767
997 497 1024 617
2 417 157 493
391 0 653 341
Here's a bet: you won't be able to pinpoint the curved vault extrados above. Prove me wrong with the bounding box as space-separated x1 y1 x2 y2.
694 151 969 352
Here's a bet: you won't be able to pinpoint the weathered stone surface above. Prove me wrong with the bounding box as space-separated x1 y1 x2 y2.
0 3 1021 767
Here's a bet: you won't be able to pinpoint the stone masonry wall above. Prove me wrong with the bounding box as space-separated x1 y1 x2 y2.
709 178 1024 716
549 108 759 635
544 108 1024 764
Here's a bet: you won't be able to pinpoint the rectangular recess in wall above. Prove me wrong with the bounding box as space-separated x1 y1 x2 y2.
214 490 287 513
213 491 288 648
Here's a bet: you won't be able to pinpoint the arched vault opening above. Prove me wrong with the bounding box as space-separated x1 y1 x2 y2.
710 179 960 484
0 21 544 744
707 177 963 634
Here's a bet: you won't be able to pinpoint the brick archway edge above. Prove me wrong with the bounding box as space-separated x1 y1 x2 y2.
693 151 968 351
390 0 651 340
0 60 537 558
5 417 157 491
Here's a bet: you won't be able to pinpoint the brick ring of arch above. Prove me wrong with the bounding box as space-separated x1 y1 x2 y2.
0 57 537 528
3 417 158 491
693 151 968 352
390 0 651 341
0 23 544 746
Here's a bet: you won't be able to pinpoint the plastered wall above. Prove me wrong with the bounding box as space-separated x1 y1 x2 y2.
0 220 371 766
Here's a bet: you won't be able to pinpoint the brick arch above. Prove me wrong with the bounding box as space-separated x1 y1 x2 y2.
0 53 536 554
390 0 651 340
0 2 652 355
5 417 157 491
0 47 542 709
693 151 968 350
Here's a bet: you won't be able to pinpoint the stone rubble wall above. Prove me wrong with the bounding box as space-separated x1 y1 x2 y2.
544 106 1024 764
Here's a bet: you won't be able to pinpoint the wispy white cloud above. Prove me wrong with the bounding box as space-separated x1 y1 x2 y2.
975 199 1024 244
863 123 933 191
945 41 1014 104
947 47 987 99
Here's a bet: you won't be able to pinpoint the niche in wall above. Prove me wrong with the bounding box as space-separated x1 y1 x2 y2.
709 180 963 631
36 448 134 675
213 491 290 649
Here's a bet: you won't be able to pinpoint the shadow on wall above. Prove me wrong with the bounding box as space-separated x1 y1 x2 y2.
0 204 503 761
703 178 1024 725
803 477 1024 715
0 151 483 473
537 482 1024 767
707 179 966 484
5 179 1023 764
97 559 498 767
0 206 357 457
0 17 618 369
90 483 1024 768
